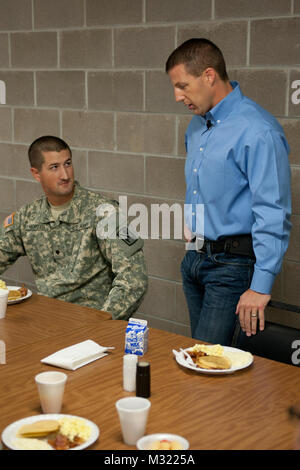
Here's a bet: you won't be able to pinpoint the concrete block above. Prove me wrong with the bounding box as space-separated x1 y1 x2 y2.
0 178 15 212
86 0 142 25
60 29 112 68
88 151 144 193
115 26 175 68
178 115 192 157
0 107 12 141
11 32 57 68
117 113 176 155
146 0 211 22
16 180 43 208
0 34 9 67
229 68 287 116
145 156 186 199
143 238 185 282
286 215 300 263
145 71 184 113
138 277 176 320
215 0 291 18
178 21 248 67
88 71 143 111
62 110 114 150
279 119 300 165
0 72 34 106
34 0 84 28
0 143 32 178
0 0 32 31
250 18 300 66
282 261 300 306
14 108 60 144
36 71 85 108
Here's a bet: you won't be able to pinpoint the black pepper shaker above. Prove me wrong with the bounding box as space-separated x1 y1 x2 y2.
136 361 151 398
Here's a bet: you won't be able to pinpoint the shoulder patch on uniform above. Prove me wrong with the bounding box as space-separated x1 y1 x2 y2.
117 227 139 246
115 226 144 256
4 212 15 228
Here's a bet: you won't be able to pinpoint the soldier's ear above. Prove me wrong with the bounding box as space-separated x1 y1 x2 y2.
30 167 41 182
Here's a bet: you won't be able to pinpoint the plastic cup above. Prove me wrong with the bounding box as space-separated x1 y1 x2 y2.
0 289 9 319
116 396 151 446
35 371 67 414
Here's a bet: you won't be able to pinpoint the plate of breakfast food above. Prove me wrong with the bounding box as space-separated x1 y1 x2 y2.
7 285 32 304
137 433 189 450
0 279 32 305
173 343 253 374
1 414 99 450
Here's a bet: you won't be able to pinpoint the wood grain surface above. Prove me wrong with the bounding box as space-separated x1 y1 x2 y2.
0 294 299 450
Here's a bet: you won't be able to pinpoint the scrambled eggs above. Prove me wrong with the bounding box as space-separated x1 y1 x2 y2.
0 279 7 290
58 417 91 442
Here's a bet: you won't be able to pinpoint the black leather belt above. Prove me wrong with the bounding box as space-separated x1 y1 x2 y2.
195 234 255 259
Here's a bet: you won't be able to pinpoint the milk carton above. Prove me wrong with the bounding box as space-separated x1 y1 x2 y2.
125 318 149 356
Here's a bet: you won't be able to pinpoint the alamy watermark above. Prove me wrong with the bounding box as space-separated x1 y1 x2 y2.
0 80 6 105
291 339 300 366
96 196 204 250
291 80 300 105
0 340 6 364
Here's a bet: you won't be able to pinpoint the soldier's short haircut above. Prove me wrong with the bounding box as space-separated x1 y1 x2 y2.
28 135 72 171
165 38 229 81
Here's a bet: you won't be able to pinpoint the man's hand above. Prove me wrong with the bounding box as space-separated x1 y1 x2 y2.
184 223 193 242
235 289 271 336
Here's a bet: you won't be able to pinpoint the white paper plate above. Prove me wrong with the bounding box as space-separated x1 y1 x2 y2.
137 433 189 450
173 345 253 375
7 286 32 305
1 414 100 450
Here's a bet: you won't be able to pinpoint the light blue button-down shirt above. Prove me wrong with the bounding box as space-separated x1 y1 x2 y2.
184 81 292 295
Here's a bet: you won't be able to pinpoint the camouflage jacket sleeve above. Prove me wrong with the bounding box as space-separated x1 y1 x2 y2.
96 213 148 320
0 212 25 275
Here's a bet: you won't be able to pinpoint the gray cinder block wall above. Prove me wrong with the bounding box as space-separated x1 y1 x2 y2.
0 0 299 334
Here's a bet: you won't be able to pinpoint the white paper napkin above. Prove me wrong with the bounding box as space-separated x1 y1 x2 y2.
41 339 114 371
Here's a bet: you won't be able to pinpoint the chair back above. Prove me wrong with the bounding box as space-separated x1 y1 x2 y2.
235 321 300 367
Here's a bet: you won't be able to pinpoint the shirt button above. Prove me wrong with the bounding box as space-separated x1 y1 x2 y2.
192 212 195 216
199 147 203 151
193 168 197 172
217 120 220 123
193 190 197 195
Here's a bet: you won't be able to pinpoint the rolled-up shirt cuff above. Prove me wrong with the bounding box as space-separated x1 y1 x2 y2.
250 267 276 295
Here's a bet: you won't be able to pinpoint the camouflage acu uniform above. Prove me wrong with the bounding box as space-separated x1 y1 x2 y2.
0 182 148 320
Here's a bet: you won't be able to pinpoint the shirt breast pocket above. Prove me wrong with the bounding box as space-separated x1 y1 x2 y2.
198 156 225 203
67 221 100 274
23 225 56 276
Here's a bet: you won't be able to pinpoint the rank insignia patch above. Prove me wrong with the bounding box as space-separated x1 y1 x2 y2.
117 226 138 246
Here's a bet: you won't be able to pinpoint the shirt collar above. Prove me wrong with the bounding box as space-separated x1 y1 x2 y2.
36 181 82 224
205 81 243 125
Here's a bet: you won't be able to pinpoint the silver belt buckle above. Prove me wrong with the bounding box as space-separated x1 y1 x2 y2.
196 236 205 252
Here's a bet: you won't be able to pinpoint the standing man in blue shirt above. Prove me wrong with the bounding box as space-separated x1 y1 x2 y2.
166 38 291 345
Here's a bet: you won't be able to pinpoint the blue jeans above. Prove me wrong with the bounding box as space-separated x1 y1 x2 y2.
181 248 255 346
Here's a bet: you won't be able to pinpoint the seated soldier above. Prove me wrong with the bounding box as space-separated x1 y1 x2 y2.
0 135 148 320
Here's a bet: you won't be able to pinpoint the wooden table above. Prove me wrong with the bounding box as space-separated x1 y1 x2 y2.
0 294 299 450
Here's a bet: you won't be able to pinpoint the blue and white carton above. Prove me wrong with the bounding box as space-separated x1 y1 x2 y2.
125 318 149 356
